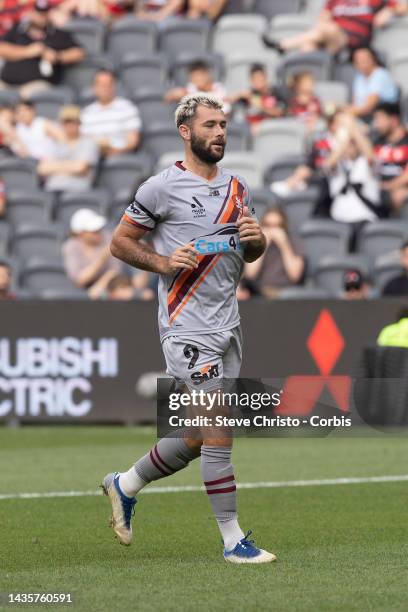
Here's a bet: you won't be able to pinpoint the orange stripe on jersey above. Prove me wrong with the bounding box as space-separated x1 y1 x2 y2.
122 213 152 231
169 255 221 325
218 178 245 224
167 254 208 307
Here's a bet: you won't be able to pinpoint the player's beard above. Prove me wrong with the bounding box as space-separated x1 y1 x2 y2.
190 133 225 164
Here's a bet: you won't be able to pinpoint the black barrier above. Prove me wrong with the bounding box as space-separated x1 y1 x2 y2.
0 299 406 424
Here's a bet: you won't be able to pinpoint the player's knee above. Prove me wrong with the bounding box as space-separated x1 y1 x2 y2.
202 437 233 448
185 437 203 454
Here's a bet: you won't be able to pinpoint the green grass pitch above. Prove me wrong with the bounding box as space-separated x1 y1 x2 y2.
0 426 407 611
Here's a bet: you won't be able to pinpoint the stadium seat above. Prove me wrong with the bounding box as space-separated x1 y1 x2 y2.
143 122 184 160
253 119 305 167
107 189 134 224
131 89 174 125
253 0 301 20
278 286 331 299
158 19 210 59
225 122 251 152
6 191 53 227
119 54 168 96
155 151 185 174
303 0 326 14
212 14 268 58
267 15 314 43
107 17 158 64
0 221 10 257
251 188 277 219
221 152 263 189
373 251 402 293
276 51 332 92
372 17 408 59
315 80 349 106
0 158 38 191
63 18 106 55
0 88 20 107
299 219 351 275
39 287 89 299
10 224 62 262
356 220 408 261
171 52 225 87
96 154 152 197
331 57 356 96
54 190 110 227
314 254 370 293
263 155 306 185
225 53 279 93
27 87 75 120
63 55 113 93
19 258 76 295
279 191 317 234
390 52 408 94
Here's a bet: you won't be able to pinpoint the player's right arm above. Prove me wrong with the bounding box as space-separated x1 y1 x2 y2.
110 222 198 275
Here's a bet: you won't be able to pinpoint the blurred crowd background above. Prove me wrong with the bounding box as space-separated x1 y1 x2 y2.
0 0 408 303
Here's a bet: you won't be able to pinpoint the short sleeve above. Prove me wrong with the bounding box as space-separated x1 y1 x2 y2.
122 175 166 231
53 29 82 51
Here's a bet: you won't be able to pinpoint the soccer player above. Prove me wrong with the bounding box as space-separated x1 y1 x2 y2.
102 93 276 564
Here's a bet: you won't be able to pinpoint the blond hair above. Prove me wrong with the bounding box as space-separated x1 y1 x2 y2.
175 93 224 128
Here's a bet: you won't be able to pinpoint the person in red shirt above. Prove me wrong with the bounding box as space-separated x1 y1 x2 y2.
277 0 397 54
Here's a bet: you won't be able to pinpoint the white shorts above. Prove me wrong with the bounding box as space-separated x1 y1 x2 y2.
162 326 243 392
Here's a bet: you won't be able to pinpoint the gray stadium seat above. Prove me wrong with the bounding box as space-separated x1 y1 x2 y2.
10 224 62 262
253 0 301 19
96 154 152 197
373 251 402 292
27 87 75 120
119 54 168 96
372 17 408 59
357 220 408 261
278 286 331 299
225 53 279 93
0 158 38 191
251 188 277 219
276 51 332 92
108 189 133 224
279 192 317 234
304 0 326 14
54 190 110 227
390 52 408 94
314 254 370 293
267 15 314 43
225 122 251 152
6 191 53 227
131 89 174 125
253 119 305 167
19 258 76 295
155 151 184 174
331 58 356 96
107 17 158 64
158 19 210 58
300 219 351 275
39 287 89 299
0 221 10 257
63 55 113 93
143 122 183 159
212 14 268 58
171 52 225 87
63 18 106 55
222 152 263 189
315 81 349 106
0 89 20 107
263 155 306 184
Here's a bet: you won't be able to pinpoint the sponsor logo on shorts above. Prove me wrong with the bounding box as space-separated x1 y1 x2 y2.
190 364 219 385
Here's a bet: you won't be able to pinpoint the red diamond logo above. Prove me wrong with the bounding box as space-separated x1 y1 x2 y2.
307 309 344 375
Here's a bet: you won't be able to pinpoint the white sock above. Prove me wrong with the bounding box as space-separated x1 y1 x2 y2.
218 519 245 552
118 467 147 498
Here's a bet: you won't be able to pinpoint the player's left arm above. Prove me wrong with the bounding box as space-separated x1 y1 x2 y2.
237 206 266 263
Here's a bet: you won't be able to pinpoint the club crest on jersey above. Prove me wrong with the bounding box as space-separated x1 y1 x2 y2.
191 196 207 217
190 364 219 385
233 195 243 213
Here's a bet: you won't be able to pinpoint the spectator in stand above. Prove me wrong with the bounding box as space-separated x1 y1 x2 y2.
63 208 122 293
0 0 63 37
107 274 155 300
347 47 399 122
81 71 142 157
287 72 322 132
382 240 408 296
0 0 84 97
10 100 61 160
165 60 230 111
0 103 15 153
243 207 305 299
0 178 6 218
38 105 99 192
372 102 408 213
377 307 408 347
0 260 15 300
229 63 285 134
135 0 185 21
186 0 228 20
342 269 370 299
273 0 399 54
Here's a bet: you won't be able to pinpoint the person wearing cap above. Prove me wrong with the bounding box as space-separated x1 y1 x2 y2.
62 207 122 292
382 240 408 297
342 269 370 300
0 0 84 97
38 105 99 192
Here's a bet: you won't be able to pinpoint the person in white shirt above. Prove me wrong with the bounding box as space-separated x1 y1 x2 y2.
81 70 142 157
165 60 230 113
12 99 61 160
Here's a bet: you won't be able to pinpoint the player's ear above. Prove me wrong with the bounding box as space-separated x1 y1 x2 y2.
178 123 191 142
